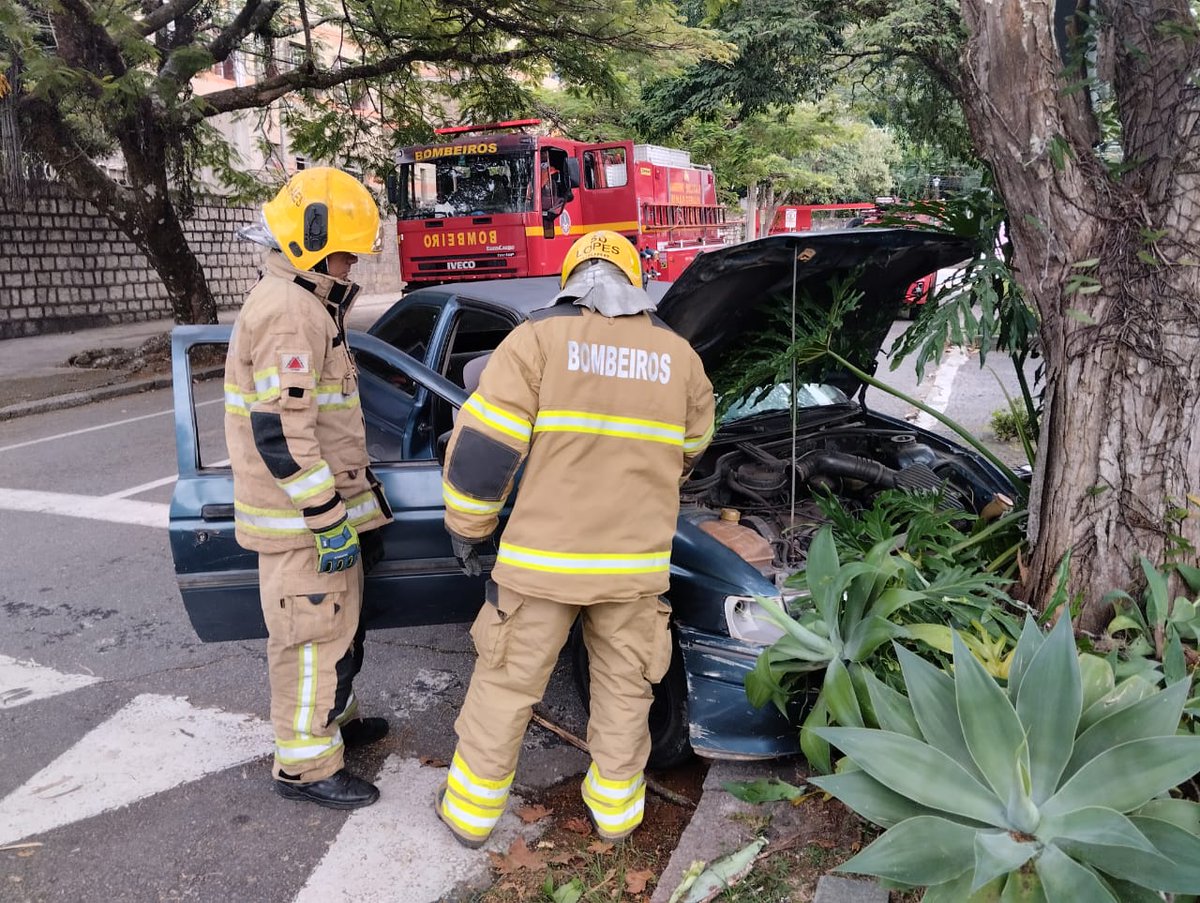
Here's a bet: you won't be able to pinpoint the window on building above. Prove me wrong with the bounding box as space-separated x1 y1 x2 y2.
213 52 237 82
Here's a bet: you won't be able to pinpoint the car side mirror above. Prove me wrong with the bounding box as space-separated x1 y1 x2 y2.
565 158 581 189
437 429 452 467
385 172 401 209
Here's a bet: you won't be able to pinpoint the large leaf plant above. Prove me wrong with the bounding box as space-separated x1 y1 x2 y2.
744 522 1017 772
811 616 1200 901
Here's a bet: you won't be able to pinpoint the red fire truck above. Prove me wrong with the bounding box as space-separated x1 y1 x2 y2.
388 120 730 288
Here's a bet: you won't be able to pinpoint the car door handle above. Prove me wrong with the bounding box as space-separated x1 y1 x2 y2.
201 504 235 521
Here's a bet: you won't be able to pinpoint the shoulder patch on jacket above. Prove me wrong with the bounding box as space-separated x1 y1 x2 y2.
529 303 584 322
448 426 521 501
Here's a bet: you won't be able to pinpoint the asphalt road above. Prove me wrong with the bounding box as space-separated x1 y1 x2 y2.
0 315 1033 902
0 384 589 903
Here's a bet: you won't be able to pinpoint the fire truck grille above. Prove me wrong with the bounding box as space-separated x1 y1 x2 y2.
411 252 517 276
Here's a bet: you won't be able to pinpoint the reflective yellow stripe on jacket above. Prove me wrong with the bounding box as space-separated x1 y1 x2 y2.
275 643 344 766
533 410 685 446
443 482 504 516
684 421 714 453
463 393 532 442
497 543 671 575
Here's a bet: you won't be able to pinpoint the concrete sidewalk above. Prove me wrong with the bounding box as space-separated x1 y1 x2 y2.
0 291 401 420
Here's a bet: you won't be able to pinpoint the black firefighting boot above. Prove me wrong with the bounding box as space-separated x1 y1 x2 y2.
275 769 380 810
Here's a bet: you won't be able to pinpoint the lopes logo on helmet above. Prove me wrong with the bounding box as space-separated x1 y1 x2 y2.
561 229 641 288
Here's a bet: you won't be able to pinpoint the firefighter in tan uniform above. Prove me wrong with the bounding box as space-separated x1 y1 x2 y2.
436 231 715 846
226 168 393 809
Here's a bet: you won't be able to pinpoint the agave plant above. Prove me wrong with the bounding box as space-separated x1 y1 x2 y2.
744 524 1015 771
810 615 1200 901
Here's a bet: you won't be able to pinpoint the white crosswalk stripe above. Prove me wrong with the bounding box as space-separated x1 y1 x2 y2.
0 693 270 846
295 755 536 903
0 654 99 708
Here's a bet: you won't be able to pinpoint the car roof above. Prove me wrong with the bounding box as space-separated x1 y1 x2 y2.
405 276 673 318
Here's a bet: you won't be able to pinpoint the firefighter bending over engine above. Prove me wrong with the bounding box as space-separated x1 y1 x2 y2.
226 168 393 810
436 230 715 846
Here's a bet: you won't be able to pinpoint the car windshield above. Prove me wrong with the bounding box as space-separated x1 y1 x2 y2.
398 152 536 219
720 383 852 423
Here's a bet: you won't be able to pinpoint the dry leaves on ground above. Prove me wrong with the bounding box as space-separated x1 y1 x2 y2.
488 838 546 875
561 817 592 835
624 869 655 894
515 804 553 823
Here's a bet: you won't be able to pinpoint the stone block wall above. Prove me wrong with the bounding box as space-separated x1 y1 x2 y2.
0 183 404 339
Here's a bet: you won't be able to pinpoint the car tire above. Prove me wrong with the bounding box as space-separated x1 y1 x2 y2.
569 621 694 770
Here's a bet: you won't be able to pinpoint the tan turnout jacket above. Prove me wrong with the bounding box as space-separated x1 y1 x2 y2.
442 304 715 604
225 251 390 554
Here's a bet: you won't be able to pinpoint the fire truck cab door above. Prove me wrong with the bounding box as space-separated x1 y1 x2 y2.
578 143 638 236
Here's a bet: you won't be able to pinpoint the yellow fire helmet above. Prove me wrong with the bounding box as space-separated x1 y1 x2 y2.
560 230 641 288
262 167 381 272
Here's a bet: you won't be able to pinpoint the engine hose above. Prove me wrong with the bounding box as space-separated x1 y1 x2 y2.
792 452 900 489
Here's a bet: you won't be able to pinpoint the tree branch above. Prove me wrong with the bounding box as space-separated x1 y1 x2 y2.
137 0 204 37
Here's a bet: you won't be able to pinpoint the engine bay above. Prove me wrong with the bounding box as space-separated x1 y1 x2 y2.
681 415 1013 583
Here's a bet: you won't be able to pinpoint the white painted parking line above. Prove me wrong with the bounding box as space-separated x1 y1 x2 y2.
0 655 99 709
0 487 169 528
0 397 221 455
0 693 270 846
104 474 179 499
913 345 969 430
295 755 536 903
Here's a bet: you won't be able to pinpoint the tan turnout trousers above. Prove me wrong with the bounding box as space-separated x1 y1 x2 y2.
440 584 673 844
259 546 365 783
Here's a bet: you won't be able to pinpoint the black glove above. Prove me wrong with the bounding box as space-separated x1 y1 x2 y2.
450 533 487 577
360 528 385 575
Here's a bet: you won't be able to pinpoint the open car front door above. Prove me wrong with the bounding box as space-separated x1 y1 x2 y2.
169 326 485 643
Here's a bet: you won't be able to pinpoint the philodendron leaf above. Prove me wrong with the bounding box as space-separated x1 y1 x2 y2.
1042 736 1200 819
1037 806 1157 853
1064 678 1191 779
1033 844 1117 903
954 632 1029 805
861 668 921 738
835 815 976 886
1016 615 1082 803
972 831 1039 892
721 777 805 804
1135 798 1200 834
823 658 864 727
1006 615 1046 704
896 644 983 780
813 727 1006 826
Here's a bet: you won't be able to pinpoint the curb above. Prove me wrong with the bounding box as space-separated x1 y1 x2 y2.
0 374 175 422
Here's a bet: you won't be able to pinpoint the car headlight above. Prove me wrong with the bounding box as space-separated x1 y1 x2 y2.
724 594 787 645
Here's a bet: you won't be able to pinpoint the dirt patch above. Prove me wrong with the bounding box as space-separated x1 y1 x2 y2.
66 332 174 374
476 757 709 903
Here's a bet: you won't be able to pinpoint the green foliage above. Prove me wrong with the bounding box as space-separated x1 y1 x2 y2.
744 520 1020 772
722 777 806 803
885 188 1043 444
990 403 1031 443
812 616 1200 901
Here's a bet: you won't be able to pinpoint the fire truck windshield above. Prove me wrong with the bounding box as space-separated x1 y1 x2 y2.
398 152 536 219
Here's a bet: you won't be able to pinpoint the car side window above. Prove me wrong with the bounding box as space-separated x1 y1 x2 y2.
373 303 441 363
443 307 516 387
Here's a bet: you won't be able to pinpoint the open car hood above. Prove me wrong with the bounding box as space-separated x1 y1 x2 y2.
655 229 973 395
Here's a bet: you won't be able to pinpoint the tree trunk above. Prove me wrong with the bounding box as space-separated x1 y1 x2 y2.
958 0 1200 629
137 190 219 325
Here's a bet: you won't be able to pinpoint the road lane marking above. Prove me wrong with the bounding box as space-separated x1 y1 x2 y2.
913 345 969 430
0 397 222 455
294 755 536 903
0 655 99 709
103 475 179 499
0 487 168 528
0 693 270 846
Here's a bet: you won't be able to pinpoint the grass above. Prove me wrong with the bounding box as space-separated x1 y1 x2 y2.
990 403 1031 442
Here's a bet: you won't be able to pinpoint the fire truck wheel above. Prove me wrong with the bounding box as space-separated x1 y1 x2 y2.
569 620 693 770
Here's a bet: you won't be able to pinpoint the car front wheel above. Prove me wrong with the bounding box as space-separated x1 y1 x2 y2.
569 621 693 770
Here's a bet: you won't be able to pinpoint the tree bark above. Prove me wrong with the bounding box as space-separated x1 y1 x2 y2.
958 0 1200 630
